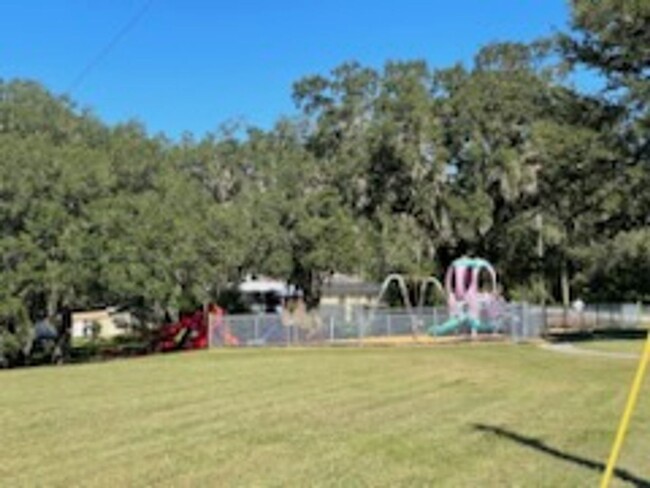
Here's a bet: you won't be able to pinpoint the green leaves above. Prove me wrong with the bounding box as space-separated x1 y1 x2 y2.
562 0 650 82
574 229 650 302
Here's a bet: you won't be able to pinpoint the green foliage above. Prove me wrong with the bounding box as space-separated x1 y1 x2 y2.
574 229 650 302
509 278 552 304
561 0 649 86
0 299 31 364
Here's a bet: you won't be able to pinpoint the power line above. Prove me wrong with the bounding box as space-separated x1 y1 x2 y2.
67 0 154 94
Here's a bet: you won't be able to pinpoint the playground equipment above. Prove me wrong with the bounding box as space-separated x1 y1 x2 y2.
368 274 417 336
417 276 446 317
367 258 506 340
367 273 445 337
428 257 504 337
156 310 207 352
156 305 238 352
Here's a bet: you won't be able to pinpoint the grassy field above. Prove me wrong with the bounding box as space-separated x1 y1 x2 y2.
1 345 649 487
579 339 646 355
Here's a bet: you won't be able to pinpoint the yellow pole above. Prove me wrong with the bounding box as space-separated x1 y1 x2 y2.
600 330 650 488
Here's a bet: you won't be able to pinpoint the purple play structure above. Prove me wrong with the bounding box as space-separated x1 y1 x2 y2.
428 257 504 336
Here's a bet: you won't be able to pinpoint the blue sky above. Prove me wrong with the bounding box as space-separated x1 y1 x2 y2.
1 1 574 138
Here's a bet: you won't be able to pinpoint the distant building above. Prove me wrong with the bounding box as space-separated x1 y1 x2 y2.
238 275 300 314
237 273 381 322
71 308 133 340
320 273 381 321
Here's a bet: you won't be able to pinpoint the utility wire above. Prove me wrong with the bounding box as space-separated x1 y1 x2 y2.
67 0 154 94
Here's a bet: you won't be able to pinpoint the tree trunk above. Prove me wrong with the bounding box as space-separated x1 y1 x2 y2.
54 306 72 365
303 271 323 310
561 260 571 308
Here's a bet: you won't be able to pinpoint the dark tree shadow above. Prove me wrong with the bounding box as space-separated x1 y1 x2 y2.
473 423 650 487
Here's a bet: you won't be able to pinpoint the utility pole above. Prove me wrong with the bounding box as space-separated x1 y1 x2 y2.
535 212 547 305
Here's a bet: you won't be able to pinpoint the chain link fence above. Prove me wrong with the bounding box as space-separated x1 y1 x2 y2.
210 302 547 347
542 303 650 331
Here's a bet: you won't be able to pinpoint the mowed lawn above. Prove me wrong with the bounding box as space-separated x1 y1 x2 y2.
1 346 649 487
580 339 646 355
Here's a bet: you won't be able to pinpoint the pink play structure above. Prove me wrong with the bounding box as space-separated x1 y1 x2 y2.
429 257 503 335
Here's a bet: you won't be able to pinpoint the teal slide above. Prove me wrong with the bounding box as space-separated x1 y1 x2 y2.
428 316 465 336
473 321 498 333
428 315 496 336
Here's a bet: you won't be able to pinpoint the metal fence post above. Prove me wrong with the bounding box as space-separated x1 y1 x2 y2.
523 302 529 341
329 316 334 343
358 318 363 347
386 314 392 337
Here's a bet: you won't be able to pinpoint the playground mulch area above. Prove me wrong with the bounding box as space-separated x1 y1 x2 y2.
1 345 648 487
331 333 512 347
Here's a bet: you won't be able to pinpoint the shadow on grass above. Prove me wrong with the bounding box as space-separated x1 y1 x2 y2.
473 424 650 488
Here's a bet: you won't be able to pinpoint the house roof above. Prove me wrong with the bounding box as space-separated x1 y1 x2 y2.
237 273 380 298
72 309 112 320
322 273 381 297
238 276 302 297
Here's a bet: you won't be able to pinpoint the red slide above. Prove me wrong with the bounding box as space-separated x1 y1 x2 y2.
156 305 238 352
156 310 207 352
